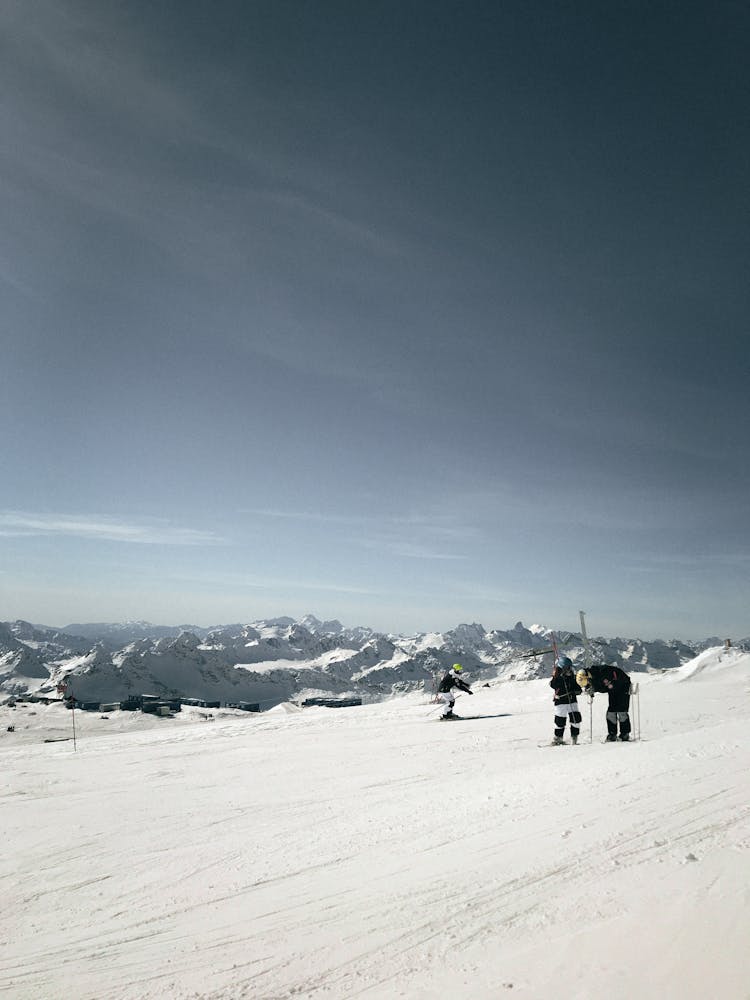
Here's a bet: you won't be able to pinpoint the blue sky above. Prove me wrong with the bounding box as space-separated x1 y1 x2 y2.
1 1 748 639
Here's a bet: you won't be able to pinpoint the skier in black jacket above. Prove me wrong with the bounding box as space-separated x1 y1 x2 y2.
577 664 632 741
437 664 472 719
549 656 582 744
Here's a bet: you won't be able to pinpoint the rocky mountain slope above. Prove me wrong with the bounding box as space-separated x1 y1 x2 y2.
0 615 743 707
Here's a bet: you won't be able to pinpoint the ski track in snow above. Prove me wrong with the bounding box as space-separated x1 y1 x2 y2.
2 651 750 999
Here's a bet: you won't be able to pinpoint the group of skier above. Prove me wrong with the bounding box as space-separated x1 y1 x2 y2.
550 656 632 744
435 657 633 743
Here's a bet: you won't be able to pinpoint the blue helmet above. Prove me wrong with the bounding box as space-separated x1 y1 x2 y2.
557 656 573 671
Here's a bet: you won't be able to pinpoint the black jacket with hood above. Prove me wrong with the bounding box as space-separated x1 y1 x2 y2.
438 670 472 694
550 667 582 705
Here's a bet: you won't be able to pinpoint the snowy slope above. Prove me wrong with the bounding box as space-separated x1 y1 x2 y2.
2 647 749 999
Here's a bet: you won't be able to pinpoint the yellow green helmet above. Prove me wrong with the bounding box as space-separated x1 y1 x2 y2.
576 669 590 688
452 663 463 672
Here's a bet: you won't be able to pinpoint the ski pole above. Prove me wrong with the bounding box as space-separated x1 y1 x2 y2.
627 681 639 741
633 683 641 741
638 685 642 740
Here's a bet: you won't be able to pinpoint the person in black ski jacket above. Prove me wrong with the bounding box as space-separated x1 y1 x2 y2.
549 656 582 744
577 664 632 741
437 663 472 719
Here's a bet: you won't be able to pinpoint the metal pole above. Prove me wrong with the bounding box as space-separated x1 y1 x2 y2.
579 611 592 669
579 611 594 742
59 680 77 751
638 685 641 740
631 682 640 741
636 685 639 741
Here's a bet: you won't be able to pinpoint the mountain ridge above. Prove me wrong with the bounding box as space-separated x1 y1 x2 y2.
1 615 745 707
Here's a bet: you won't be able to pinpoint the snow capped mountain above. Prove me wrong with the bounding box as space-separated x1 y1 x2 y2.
1 615 744 706
60 620 212 645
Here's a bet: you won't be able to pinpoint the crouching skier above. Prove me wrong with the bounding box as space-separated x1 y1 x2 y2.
437 664 472 719
576 665 632 741
550 656 582 744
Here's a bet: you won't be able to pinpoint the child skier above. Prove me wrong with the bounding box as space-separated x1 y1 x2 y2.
576 664 632 741
437 664 473 719
550 656 582 744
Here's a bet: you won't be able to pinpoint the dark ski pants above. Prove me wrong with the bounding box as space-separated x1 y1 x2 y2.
606 689 631 740
554 703 582 740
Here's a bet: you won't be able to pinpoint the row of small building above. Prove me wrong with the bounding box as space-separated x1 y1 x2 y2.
78 694 250 715
9 693 253 714
9 693 363 715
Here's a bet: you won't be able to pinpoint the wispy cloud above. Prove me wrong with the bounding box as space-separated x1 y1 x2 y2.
242 506 476 535
159 567 379 597
242 506 477 560
2 0 192 137
0 511 222 546
354 538 468 561
0 2 408 278
624 550 750 574
241 508 369 525
265 191 407 259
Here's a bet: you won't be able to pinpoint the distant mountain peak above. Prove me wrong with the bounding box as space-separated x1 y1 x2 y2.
1 614 743 707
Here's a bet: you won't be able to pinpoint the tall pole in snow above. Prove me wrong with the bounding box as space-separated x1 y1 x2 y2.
578 611 592 669
579 611 593 743
58 679 77 751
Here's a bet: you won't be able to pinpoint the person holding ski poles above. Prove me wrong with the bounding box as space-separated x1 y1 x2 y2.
437 664 472 719
576 664 632 741
550 656 583 744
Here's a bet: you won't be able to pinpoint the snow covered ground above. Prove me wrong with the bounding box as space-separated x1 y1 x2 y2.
2 647 749 999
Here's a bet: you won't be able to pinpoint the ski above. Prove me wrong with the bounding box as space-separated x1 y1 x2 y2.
519 634 575 660
537 737 584 747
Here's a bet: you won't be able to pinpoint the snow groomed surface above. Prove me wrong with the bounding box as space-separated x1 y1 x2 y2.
3 648 749 999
